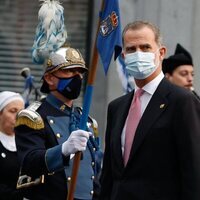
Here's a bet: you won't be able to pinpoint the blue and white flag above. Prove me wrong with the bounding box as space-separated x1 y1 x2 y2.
116 54 135 94
97 0 122 74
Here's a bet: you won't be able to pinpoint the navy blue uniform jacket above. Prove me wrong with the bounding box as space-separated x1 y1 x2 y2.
15 95 100 200
15 98 69 200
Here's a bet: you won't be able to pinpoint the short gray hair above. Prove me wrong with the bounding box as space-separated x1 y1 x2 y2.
122 20 163 47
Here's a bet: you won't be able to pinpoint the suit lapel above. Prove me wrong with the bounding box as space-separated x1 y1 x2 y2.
128 78 170 162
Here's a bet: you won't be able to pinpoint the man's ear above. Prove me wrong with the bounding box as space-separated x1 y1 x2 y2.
159 46 167 61
44 73 54 86
165 73 171 79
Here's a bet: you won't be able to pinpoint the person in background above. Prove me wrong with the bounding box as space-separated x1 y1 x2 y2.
15 46 101 200
20 67 44 107
0 91 25 200
99 20 200 200
162 43 200 99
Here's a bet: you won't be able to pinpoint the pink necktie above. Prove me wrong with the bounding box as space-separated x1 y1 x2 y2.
124 89 144 166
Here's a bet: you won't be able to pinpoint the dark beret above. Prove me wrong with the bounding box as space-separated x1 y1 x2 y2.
162 43 193 74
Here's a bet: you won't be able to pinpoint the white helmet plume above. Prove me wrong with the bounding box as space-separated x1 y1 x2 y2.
32 0 67 64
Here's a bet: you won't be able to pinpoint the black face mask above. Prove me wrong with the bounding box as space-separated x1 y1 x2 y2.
55 74 82 99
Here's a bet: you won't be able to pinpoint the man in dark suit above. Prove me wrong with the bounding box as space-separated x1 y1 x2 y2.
99 20 200 200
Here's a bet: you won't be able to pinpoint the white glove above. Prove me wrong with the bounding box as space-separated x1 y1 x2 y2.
62 129 92 157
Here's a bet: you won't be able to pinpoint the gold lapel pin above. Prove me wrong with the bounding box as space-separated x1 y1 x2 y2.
160 104 165 109
60 104 66 111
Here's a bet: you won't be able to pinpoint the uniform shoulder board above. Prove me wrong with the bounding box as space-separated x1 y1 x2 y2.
15 101 44 130
76 106 98 137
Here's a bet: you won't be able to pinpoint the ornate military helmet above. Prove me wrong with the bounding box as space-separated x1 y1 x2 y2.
41 46 87 93
45 47 87 73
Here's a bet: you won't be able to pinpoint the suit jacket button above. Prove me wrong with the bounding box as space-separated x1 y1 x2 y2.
56 133 61 138
49 119 54 124
90 190 94 195
67 177 71 182
1 152 6 158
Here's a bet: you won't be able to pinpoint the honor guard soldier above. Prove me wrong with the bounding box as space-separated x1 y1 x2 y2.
14 47 102 200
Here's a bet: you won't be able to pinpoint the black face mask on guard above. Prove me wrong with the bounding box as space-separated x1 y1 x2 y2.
55 74 82 99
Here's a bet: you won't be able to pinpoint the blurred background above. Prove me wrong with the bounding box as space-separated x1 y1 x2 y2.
0 0 200 144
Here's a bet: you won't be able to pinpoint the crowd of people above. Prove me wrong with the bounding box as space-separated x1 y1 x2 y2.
1 2 200 200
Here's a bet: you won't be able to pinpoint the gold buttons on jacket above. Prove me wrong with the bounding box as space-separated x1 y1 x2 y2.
160 104 165 109
56 133 61 138
49 119 54 124
91 175 95 180
67 177 71 182
1 152 6 158
90 190 94 195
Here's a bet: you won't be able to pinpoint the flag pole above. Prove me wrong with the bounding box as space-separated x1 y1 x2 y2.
67 1 105 200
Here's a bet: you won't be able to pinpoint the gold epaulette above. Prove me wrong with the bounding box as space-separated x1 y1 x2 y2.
15 101 44 130
76 106 99 137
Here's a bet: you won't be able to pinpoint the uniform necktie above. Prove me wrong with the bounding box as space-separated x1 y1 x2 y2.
124 89 144 166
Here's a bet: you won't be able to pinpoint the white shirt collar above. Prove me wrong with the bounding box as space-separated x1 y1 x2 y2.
0 131 16 152
135 72 164 95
